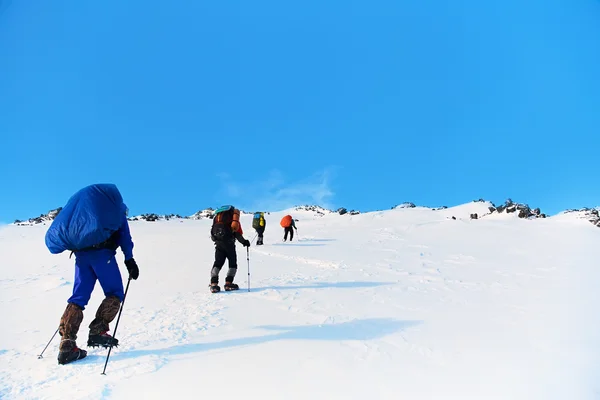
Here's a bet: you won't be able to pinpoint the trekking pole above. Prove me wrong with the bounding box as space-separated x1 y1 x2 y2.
247 247 251 292
250 233 258 245
37 327 59 359
101 276 132 375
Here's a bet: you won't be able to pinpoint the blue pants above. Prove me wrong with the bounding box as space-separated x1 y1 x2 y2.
68 249 124 310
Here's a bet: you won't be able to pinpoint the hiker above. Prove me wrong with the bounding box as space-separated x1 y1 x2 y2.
252 212 266 245
45 184 140 365
210 205 251 293
280 214 297 242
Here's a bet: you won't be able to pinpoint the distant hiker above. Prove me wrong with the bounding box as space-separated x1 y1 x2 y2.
45 184 140 365
210 205 251 293
280 214 297 242
252 212 266 245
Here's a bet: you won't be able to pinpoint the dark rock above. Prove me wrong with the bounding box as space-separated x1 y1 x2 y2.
337 208 348 215
518 209 528 218
140 213 160 222
470 213 478 220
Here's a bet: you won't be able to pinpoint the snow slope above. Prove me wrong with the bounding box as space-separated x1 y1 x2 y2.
1 203 599 400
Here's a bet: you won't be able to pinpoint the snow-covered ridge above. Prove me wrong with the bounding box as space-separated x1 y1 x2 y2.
11 200 600 228
2 195 599 399
560 207 600 227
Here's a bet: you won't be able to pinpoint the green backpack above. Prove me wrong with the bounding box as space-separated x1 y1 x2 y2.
252 212 265 229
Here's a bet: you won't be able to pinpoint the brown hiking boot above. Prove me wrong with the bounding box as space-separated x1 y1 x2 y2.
58 303 87 364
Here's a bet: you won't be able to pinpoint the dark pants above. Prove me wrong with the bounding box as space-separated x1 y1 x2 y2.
284 227 294 241
255 228 265 245
211 240 237 284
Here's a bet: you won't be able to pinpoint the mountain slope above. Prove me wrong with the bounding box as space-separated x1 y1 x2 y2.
1 203 599 399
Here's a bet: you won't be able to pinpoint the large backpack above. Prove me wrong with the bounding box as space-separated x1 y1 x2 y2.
280 215 293 228
45 184 127 254
252 212 265 230
211 205 241 242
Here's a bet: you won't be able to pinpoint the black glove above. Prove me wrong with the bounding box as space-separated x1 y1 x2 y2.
125 258 139 280
243 239 251 247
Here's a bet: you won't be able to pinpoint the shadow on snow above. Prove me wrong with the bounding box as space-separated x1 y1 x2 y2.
250 281 392 292
297 238 336 242
115 318 422 361
271 243 327 247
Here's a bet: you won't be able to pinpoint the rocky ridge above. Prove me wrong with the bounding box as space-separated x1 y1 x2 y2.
562 207 600 227
11 200 600 228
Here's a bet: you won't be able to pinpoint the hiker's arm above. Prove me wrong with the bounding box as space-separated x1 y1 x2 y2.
234 231 250 247
117 216 135 260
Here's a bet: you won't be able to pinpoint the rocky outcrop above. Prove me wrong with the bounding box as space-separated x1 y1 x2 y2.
14 207 62 226
563 208 600 227
139 214 160 222
487 199 547 219
336 207 360 216
129 213 191 222
190 208 215 220
294 205 333 216
392 202 416 209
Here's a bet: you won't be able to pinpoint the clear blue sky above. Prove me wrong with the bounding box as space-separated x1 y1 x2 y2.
1 0 599 223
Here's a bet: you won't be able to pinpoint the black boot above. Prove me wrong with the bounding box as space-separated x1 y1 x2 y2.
58 340 87 365
88 296 121 348
210 283 221 293
224 282 239 291
88 332 119 348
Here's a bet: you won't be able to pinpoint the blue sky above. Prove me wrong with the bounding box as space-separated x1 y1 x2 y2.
1 0 599 223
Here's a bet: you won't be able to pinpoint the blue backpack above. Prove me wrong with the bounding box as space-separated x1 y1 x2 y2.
45 184 128 254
